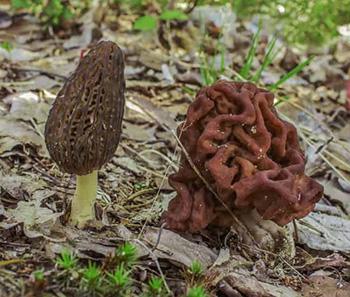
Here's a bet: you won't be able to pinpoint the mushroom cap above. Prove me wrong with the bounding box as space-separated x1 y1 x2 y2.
45 40 125 175
164 80 324 232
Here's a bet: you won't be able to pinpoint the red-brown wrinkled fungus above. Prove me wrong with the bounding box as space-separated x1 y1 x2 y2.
165 80 323 232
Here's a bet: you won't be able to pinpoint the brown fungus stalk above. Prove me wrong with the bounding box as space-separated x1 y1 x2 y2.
45 40 125 228
165 80 323 232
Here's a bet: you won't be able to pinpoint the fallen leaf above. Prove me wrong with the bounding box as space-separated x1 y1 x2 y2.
0 118 46 155
0 47 41 62
3 91 50 123
123 122 156 142
1 190 62 238
142 227 217 269
297 212 350 252
113 157 141 175
318 178 350 213
0 173 46 198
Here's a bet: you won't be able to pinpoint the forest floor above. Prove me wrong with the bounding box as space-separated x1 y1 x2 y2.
0 2 350 297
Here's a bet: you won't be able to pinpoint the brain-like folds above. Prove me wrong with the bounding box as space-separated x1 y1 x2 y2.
165 81 323 232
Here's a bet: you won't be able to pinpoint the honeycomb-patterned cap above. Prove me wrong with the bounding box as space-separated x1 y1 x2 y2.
45 40 125 175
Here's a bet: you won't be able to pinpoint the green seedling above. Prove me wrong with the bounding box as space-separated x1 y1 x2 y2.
187 285 208 297
0 41 13 52
115 242 138 266
107 263 131 293
189 260 203 277
144 276 168 296
56 249 78 270
32 269 45 281
81 261 102 290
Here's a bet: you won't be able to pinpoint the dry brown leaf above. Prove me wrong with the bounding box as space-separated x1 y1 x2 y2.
297 212 350 252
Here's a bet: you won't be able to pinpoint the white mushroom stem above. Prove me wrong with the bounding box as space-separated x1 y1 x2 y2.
70 170 98 228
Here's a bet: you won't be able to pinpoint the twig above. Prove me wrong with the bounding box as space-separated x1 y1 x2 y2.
152 223 167 252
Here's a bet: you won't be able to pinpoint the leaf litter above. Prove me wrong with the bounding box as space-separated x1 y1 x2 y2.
0 2 350 296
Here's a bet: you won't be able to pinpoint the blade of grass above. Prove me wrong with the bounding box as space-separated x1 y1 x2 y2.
199 31 226 86
274 95 290 106
219 41 225 74
252 36 278 83
269 56 314 91
239 24 262 79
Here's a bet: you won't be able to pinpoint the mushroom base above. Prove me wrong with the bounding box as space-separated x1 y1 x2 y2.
70 170 98 228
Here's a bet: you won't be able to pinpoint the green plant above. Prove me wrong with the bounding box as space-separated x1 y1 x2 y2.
115 242 138 266
199 39 226 86
0 41 14 52
81 261 102 291
268 56 313 91
134 15 158 31
232 0 350 46
144 276 168 296
251 36 278 83
10 0 89 27
199 23 312 91
133 9 188 32
107 263 131 294
56 249 78 270
189 260 203 277
237 24 312 89
32 269 45 281
187 286 208 297
114 0 143 9
239 26 262 79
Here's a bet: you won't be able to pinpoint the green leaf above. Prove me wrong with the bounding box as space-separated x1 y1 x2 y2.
189 260 203 276
62 7 74 20
11 0 31 9
187 286 208 297
115 242 138 266
44 0 63 18
252 36 278 83
0 41 14 53
239 24 262 79
160 9 188 21
133 15 157 31
269 56 314 91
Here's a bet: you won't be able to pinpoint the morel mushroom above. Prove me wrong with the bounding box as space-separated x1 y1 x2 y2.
165 80 323 232
45 40 125 227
